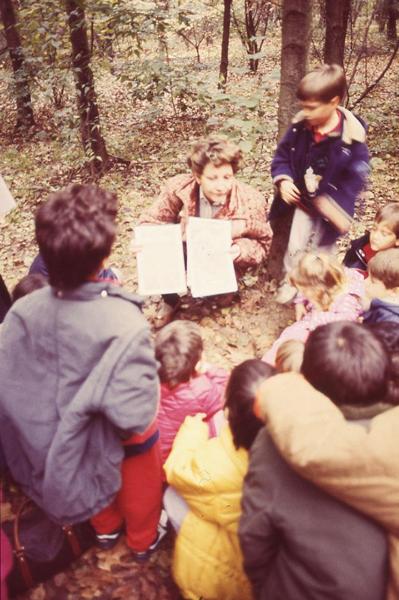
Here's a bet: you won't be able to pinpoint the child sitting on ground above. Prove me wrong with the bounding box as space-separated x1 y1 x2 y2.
139 137 273 326
343 202 399 273
263 252 365 365
242 322 389 600
0 184 163 562
155 320 228 463
363 248 399 323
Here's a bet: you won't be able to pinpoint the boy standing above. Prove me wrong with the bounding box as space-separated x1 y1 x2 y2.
270 64 369 303
139 138 273 325
0 184 163 559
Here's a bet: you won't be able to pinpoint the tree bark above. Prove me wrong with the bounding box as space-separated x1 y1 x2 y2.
324 0 351 66
277 0 311 140
65 0 109 175
0 0 34 129
268 0 311 281
387 0 398 40
219 0 232 87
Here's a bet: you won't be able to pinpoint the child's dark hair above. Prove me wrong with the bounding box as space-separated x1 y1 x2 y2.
225 359 275 450
301 322 389 407
297 64 346 103
365 322 399 405
368 248 399 289
187 138 242 176
155 320 203 388
375 203 399 239
12 273 47 303
35 184 117 290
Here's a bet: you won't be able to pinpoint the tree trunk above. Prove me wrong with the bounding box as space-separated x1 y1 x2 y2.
277 0 311 139
324 0 351 66
0 0 34 129
246 1 259 73
65 0 109 175
387 0 398 40
268 0 311 281
219 0 232 87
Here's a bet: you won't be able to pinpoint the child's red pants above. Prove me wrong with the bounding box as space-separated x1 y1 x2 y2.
91 425 162 552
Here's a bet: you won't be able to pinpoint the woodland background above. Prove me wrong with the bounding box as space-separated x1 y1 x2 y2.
0 0 398 598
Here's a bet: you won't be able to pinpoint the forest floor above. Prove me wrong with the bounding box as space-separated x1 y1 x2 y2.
0 25 398 600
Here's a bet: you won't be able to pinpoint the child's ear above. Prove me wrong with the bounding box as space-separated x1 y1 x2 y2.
395 238 399 247
331 95 340 108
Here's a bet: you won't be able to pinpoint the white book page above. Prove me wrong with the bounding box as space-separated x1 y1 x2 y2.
186 217 238 298
134 224 187 295
0 175 16 216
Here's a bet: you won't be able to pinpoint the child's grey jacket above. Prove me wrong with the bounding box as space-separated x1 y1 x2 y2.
0 282 159 524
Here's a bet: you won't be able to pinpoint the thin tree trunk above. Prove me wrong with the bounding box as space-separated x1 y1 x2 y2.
219 0 232 87
0 0 34 129
65 0 109 175
387 0 397 39
324 0 351 66
268 0 311 281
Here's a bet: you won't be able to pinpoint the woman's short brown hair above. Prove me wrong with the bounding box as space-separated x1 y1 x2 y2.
297 64 347 103
187 138 242 176
155 320 203 387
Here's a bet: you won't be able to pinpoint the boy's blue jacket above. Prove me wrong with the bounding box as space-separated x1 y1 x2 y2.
270 106 369 244
363 299 399 324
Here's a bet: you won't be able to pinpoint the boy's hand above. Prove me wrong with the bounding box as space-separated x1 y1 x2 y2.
279 180 301 205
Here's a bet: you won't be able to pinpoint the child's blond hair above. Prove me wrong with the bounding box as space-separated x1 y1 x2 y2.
155 320 203 388
275 340 304 373
187 138 242 176
289 253 346 311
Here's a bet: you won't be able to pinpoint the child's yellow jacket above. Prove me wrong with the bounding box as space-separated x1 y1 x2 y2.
164 416 253 600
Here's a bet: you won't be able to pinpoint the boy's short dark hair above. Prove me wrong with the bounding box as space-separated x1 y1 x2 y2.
368 248 399 289
225 359 275 450
301 322 389 407
365 322 399 405
187 138 242 176
12 273 47 303
375 203 399 239
155 320 203 388
297 64 346 103
35 184 117 290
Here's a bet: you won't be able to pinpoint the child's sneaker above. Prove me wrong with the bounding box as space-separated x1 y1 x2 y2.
131 510 169 562
94 527 124 550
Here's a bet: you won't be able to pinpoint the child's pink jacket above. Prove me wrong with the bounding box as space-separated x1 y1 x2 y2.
263 268 365 366
158 366 228 463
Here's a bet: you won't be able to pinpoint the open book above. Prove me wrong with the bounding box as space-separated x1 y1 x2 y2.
135 217 238 297
0 175 16 216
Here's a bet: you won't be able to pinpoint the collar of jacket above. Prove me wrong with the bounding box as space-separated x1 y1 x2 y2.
340 402 394 420
52 280 143 307
292 106 366 145
173 173 241 215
